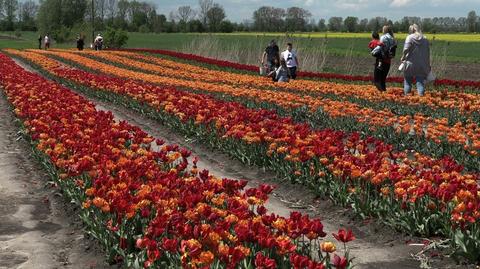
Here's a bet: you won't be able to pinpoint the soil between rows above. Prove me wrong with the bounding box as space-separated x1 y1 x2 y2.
1 57 473 269
0 93 119 269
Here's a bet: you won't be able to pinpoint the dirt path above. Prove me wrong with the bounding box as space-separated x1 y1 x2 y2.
0 93 118 269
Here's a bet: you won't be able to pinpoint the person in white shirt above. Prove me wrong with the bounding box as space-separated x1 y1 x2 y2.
280 43 299 79
44 34 50 50
94 34 103 51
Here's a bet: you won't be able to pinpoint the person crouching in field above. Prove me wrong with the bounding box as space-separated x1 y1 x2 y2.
400 24 431 97
267 57 280 82
268 59 290 83
261 40 280 73
281 43 299 79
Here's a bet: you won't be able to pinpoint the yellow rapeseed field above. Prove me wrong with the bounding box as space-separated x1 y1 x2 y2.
215 32 480 42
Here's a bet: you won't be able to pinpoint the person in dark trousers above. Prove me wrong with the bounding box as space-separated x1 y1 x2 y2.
281 43 299 79
76 35 85 51
371 25 397 91
261 40 280 73
369 32 385 89
38 35 42 49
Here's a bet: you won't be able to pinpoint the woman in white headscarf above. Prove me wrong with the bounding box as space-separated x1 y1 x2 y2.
400 24 431 96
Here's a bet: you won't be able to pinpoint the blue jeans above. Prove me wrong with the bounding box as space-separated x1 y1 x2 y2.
404 76 426 96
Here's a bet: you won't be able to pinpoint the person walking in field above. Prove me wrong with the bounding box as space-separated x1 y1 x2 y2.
371 25 397 91
369 32 384 87
94 34 103 51
281 43 299 79
261 40 280 73
37 35 42 49
44 34 50 50
76 34 85 51
400 24 431 97
268 59 290 83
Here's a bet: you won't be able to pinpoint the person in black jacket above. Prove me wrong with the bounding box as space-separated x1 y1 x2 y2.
76 35 85 51
261 40 280 73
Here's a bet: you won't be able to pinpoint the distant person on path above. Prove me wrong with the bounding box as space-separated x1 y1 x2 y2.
371 25 397 91
281 43 299 79
268 58 290 83
94 34 103 50
401 24 431 97
44 34 50 50
37 35 42 49
261 40 280 73
76 35 85 51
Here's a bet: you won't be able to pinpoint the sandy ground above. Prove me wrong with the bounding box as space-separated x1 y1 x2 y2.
1 58 474 269
0 95 119 269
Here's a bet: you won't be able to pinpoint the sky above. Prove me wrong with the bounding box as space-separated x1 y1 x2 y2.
157 0 480 23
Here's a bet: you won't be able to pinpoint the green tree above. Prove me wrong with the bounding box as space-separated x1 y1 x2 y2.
37 0 62 33
2 0 18 30
285 6 311 31
103 27 128 48
328 17 342 32
467 10 477 32
219 20 233 32
343 16 358 32
317 18 326 31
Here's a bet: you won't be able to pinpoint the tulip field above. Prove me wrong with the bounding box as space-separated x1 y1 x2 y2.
1 47 480 268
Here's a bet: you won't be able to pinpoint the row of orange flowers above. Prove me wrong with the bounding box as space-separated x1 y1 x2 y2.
21 49 480 162
9 49 480 237
105 49 480 115
0 51 355 268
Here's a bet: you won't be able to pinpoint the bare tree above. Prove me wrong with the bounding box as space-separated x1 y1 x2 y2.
198 0 212 26
252 6 285 32
18 0 37 30
206 3 224 32
177 5 195 22
285 7 311 31
105 0 117 20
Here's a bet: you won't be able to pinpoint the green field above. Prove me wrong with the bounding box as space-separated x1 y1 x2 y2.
3 31 480 63
125 32 480 63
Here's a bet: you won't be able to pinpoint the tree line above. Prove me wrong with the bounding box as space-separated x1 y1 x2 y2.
0 0 479 39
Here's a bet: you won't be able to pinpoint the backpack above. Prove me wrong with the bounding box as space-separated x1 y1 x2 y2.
387 44 397 58
381 34 397 59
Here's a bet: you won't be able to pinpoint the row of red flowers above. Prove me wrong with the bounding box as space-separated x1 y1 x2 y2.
12 49 480 241
0 52 355 268
119 48 480 90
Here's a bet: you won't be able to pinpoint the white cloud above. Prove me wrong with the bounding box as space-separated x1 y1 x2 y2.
390 0 414 7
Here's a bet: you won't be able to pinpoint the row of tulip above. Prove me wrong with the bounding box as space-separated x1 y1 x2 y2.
80 50 480 148
0 52 356 269
83 49 480 119
21 49 480 171
8 49 480 260
119 48 480 91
